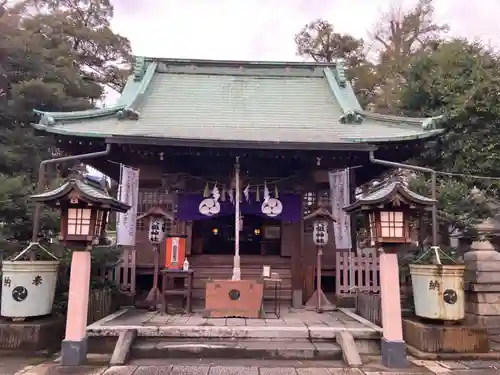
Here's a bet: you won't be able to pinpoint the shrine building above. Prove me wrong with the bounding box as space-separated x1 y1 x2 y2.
32 57 443 307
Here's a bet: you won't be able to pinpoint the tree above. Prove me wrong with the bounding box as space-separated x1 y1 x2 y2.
371 0 448 68
20 0 132 93
368 0 448 113
400 39 500 179
295 19 378 107
0 0 131 246
409 175 496 243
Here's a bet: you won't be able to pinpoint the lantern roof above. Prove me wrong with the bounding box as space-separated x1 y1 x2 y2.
137 206 174 221
343 181 435 213
30 178 130 213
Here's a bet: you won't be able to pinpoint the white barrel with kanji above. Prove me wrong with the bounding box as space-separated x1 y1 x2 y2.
1 260 59 318
409 263 465 321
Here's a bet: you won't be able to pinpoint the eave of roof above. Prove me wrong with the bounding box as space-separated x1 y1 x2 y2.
344 181 435 213
31 179 130 213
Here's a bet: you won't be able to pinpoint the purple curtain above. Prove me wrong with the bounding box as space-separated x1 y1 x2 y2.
177 193 302 222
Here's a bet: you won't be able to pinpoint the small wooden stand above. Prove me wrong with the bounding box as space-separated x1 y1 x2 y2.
204 280 264 318
161 269 194 314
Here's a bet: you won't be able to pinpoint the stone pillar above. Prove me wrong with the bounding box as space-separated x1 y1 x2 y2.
61 251 91 366
379 251 408 368
464 238 500 341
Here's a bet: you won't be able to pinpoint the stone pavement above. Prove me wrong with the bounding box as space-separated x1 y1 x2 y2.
7 358 500 375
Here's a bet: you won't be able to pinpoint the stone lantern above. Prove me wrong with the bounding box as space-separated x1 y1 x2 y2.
137 206 173 309
30 177 130 366
344 181 435 368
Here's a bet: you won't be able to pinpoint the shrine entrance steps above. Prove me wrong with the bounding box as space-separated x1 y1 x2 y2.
86 306 382 366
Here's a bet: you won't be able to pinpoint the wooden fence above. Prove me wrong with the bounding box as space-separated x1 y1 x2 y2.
87 288 116 324
96 247 136 294
335 248 380 296
355 293 382 326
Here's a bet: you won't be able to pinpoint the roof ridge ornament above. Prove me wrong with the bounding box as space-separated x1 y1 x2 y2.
133 56 146 81
339 111 363 124
335 59 347 87
117 108 140 120
40 114 56 126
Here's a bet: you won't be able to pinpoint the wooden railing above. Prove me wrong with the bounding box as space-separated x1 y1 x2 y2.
88 288 116 324
355 293 382 326
335 248 380 296
96 247 136 294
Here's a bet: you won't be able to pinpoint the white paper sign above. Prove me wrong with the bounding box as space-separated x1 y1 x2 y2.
116 165 139 246
329 169 351 249
313 220 329 246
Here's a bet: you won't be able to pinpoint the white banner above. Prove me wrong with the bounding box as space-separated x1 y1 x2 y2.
329 169 352 249
116 165 139 246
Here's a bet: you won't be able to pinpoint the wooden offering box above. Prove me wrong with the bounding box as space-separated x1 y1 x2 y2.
204 280 264 318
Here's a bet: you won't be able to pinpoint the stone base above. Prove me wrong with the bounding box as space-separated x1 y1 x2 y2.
204 280 264 318
0 314 64 353
61 336 88 366
402 317 489 353
381 338 408 368
292 289 303 309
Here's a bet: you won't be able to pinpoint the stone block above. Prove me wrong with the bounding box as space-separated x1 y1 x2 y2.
465 271 500 284
465 313 500 326
0 315 65 353
466 301 500 315
465 261 500 272
467 283 500 292
402 317 489 353
335 331 362 368
466 292 500 303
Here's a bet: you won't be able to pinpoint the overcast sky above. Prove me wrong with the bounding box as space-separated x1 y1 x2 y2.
110 0 500 61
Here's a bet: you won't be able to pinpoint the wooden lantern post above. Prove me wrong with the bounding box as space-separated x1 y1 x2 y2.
30 177 130 366
137 206 174 310
344 181 435 368
303 200 337 312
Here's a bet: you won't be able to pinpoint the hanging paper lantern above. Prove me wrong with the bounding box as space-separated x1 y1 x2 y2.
256 186 260 202
274 185 279 199
203 183 209 197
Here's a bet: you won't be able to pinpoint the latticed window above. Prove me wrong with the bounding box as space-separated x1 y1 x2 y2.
67 208 91 235
135 189 176 234
303 190 331 233
303 192 316 216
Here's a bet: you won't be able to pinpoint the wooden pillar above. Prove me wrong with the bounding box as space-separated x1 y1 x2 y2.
61 250 91 366
291 217 304 308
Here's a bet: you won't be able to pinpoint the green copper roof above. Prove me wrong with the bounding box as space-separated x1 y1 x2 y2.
32 57 444 146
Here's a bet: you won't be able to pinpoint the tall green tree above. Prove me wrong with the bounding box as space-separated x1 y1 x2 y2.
400 39 500 178
0 0 131 246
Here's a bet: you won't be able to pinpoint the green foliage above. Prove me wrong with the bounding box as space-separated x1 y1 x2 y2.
296 1 500 243
400 40 500 179
0 0 130 245
52 243 124 313
409 174 495 239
